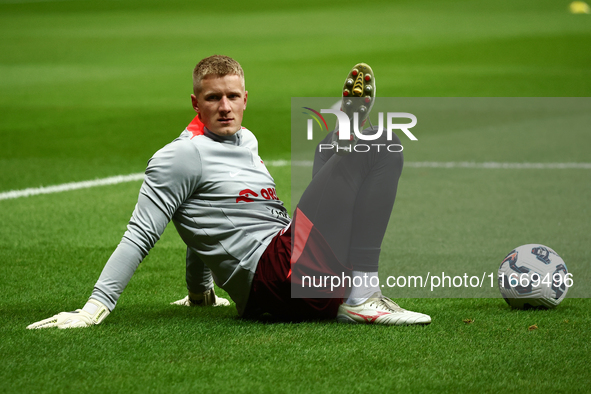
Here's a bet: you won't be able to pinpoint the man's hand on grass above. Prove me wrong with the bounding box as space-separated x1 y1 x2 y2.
171 289 230 307
27 299 110 329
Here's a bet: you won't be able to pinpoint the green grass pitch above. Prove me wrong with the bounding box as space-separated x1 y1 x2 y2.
1 0 590 392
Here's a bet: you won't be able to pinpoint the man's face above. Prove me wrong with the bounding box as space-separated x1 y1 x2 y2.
191 74 247 137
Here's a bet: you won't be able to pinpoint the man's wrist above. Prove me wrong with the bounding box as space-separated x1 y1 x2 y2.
188 289 214 305
82 299 110 324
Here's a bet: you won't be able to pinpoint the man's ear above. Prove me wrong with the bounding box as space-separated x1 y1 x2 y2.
243 91 248 110
191 94 199 113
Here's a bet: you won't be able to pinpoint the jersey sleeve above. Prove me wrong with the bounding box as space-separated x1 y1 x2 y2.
90 139 202 311
185 246 214 294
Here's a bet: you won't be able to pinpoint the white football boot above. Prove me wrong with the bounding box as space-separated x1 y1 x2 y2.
331 62 377 155
337 292 431 325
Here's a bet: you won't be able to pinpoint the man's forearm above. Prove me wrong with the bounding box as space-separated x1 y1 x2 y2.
90 237 145 310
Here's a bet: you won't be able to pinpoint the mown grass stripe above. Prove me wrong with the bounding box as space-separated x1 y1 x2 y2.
1 161 590 201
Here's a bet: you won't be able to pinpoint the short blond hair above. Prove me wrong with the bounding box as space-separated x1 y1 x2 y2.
193 55 245 95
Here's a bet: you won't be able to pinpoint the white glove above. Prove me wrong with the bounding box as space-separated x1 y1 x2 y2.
26 299 110 329
171 288 230 307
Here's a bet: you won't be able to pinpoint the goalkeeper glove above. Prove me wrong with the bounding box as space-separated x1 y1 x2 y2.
26 299 110 329
171 288 230 307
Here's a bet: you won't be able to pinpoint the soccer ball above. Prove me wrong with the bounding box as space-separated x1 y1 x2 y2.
497 244 569 309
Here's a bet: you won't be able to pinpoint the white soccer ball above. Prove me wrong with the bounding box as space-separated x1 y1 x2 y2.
497 244 569 309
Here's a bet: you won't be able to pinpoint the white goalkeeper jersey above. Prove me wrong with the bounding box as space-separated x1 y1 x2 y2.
91 116 291 315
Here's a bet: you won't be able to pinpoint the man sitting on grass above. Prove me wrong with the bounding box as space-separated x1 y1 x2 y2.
27 55 430 328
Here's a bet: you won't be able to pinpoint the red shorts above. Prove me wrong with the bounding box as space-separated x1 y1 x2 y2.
244 208 349 320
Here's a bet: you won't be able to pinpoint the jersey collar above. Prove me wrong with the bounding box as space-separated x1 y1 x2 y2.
204 127 242 146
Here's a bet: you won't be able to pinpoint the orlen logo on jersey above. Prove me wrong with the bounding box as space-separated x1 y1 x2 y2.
236 188 279 203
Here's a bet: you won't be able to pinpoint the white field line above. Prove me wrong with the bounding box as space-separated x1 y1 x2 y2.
0 173 145 201
1 161 590 201
404 162 591 169
268 160 591 169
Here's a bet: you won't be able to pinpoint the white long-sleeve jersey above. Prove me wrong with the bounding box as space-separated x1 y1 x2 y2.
91 117 291 315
